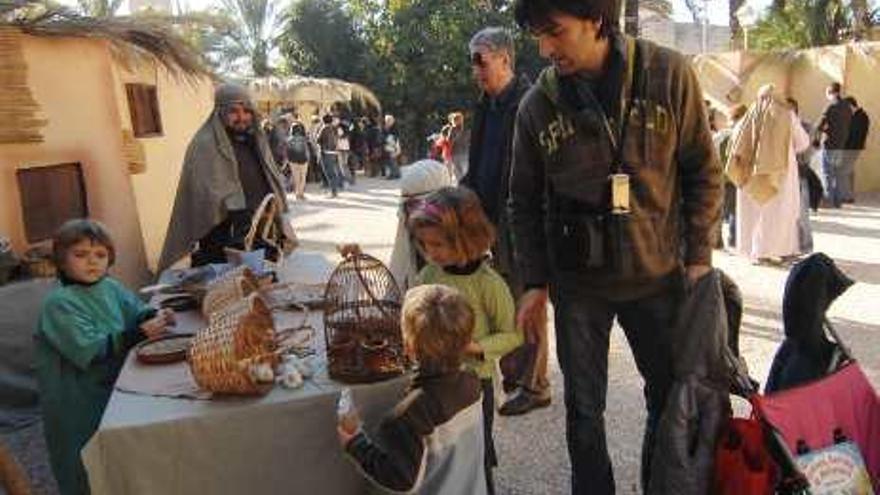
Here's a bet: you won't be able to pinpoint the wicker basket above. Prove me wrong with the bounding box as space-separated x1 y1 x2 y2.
201 266 261 318
188 293 279 396
324 253 405 383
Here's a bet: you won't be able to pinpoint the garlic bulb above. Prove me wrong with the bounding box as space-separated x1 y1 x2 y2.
279 367 304 389
249 363 275 383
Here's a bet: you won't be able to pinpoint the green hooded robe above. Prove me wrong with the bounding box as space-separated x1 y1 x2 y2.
36 277 152 495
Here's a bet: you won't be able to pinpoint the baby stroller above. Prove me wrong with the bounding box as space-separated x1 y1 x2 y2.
716 253 879 494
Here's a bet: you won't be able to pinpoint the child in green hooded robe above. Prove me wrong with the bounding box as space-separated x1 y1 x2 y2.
36 219 174 495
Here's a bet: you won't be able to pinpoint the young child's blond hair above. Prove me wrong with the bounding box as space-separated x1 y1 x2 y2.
402 284 474 372
407 186 495 266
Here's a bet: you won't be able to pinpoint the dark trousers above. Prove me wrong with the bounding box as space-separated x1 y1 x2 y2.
384 155 400 179
550 281 679 495
480 379 497 495
821 149 844 208
722 181 737 248
321 152 343 195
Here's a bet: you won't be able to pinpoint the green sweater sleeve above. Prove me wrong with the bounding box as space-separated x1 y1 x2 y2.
38 297 109 371
476 270 523 362
112 278 155 328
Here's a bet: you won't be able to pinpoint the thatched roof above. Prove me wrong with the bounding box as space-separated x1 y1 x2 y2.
0 0 211 81
245 75 382 115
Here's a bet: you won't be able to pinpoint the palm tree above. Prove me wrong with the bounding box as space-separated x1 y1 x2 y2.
76 0 124 17
849 0 871 39
626 0 671 35
625 0 638 34
730 0 744 47
214 0 284 77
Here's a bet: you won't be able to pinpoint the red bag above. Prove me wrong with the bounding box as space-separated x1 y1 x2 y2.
714 416 777 495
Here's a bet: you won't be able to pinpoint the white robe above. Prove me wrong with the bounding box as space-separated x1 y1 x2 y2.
736 111 811 260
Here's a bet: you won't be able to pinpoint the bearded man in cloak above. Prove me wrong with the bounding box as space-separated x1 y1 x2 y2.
159 84 296 271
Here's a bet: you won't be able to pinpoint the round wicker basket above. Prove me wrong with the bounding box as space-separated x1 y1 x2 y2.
188 294 279 395
201 265 260 318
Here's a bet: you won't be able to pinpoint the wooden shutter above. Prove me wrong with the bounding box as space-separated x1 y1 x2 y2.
16 163 88 243
126 84 163 137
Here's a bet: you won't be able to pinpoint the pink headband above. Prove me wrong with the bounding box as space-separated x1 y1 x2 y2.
412 200 446 221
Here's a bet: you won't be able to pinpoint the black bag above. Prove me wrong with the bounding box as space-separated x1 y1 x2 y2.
550 213 607 271
287 135 309 163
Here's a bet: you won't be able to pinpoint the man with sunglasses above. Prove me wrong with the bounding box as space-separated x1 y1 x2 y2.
508 0 722 493
460 28 552 418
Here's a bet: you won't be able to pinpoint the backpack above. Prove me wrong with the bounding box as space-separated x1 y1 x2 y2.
287 134 309 163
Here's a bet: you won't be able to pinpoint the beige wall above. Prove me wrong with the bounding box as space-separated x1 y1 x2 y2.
695 42 880 192
111 61 214 272
0 32 214 286
839 45 880 190
0 35 150 286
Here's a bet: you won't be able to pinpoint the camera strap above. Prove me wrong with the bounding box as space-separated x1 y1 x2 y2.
603 36 640 175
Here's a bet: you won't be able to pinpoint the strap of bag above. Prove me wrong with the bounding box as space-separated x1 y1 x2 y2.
244 194 278 251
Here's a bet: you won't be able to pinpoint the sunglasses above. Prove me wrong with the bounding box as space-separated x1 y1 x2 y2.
471 52 489 68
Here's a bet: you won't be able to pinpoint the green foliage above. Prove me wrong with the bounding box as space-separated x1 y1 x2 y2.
280 0 373 81
281 0 546 156
750 0 850 49
210 0 285 76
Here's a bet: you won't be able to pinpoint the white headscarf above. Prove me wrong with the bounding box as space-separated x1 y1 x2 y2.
389 160 453 290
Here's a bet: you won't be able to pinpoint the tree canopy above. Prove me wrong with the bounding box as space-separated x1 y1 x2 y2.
280 0 546 156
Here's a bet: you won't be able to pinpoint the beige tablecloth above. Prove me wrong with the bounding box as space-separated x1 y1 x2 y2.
83 252 409 495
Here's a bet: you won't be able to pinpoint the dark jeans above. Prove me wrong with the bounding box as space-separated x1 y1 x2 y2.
321 152 343 195
821 149 844 208
550 280 679 495
480 378 497 495
384 155 400 179
723 181 737 248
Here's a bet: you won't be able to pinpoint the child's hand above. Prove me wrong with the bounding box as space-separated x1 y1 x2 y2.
464 341 484 360
337 243 362 258
139 314 170 340
337 413 362 448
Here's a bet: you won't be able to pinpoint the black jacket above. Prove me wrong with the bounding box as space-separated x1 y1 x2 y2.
649 270 731 494
461 75 531 289
765 253 854 393
818 98 852 150
846 107 870 150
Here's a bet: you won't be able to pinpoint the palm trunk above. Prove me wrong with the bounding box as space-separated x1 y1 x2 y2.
730 0 744 49
625 0 639 35
850 0 871 40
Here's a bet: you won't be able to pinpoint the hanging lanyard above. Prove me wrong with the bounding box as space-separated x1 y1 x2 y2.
595 36 639 174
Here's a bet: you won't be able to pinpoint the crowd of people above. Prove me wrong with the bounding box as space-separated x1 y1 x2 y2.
31 0 875 494
263 111 404 200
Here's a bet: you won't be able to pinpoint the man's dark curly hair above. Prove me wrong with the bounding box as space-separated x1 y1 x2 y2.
513 0 619 39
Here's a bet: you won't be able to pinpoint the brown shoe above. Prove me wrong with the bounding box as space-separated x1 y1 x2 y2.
499 390 551 416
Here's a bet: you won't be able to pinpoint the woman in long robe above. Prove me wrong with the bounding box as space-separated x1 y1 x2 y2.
735 96 811 262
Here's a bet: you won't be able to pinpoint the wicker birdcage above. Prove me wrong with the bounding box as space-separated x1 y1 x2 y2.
201 265 261 318
323 253 405 383
188 293 279 396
